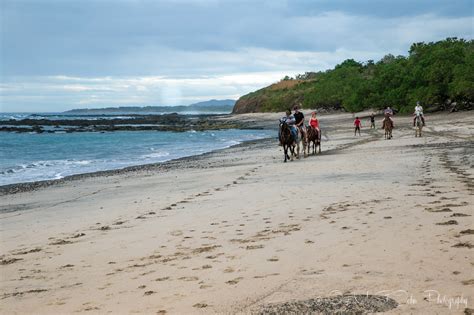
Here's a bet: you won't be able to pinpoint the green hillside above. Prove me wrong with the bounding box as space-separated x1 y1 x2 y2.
233 38 473 114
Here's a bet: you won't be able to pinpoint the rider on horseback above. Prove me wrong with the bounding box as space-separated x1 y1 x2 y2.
293 105 307 143
383 106 394 128
279 109 297 144
413 101 425 126
309 111 319 132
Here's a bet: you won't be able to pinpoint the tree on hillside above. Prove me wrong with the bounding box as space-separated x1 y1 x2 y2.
234 38 473 113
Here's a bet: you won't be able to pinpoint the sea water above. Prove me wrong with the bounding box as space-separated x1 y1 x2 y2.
0 126 274 186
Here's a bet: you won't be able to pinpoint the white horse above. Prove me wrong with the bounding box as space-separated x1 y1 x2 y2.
414 113 423 137
295 126 308 158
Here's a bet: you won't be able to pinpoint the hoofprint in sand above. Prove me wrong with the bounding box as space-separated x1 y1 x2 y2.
0 111 473 314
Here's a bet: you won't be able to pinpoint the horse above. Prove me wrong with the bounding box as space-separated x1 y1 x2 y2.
279 122 296 162
306 126 321 155
295 126 307 159
383 117 393 139
414 114 423 137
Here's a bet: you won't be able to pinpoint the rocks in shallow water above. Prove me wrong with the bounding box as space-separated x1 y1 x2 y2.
0 114 250 133
256 294 398 314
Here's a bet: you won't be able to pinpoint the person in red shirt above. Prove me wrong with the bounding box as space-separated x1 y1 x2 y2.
309 111 319 132
354 117 361 136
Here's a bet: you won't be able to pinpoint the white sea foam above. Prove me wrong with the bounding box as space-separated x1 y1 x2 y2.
0 129 274 186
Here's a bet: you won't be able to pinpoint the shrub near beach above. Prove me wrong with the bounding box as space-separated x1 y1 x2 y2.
233 38 473 114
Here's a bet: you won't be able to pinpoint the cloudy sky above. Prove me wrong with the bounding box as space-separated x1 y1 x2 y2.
1 0 472 112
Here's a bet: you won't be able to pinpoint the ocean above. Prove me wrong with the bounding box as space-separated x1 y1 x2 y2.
0 113 274 186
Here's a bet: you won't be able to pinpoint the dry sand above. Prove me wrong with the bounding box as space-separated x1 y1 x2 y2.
1 111 473 314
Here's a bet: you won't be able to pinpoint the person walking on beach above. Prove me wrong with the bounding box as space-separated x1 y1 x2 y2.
370 113 375 129
354 116 362 136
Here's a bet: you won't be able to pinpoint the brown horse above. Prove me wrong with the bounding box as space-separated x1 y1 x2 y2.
383 117 393 139
306 126 321 155
279 122 296 162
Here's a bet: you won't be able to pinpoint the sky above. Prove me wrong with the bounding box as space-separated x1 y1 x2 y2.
0 0 472 112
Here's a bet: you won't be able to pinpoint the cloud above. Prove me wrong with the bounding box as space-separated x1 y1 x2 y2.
0 0 472 111
0 72 287 111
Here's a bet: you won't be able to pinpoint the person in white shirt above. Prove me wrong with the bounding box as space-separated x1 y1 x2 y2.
413 101 425 126
279 109 297 145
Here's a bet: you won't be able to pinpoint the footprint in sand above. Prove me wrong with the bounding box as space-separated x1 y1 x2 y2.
178 276 199 281
59 264 74 269
436 220 458 225
452 242 473 249
451 213 471 217
226 277 243 285
246 245 264 250
254 273 280 279
12 247 42 255
49 239 73 245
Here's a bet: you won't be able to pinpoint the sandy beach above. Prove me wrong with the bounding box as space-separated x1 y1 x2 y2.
1 111 473 314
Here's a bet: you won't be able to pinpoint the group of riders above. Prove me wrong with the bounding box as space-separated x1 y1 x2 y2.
380 101 426 129
278 105 319 145
280 101 426 144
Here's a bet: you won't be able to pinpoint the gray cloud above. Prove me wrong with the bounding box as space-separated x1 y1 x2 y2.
0 0 472 111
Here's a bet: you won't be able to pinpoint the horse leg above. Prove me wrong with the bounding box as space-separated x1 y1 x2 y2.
283 144 287 162
303 134 308 158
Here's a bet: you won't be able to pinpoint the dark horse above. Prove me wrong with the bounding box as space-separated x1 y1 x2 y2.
306 126 321 155
279 122 296 162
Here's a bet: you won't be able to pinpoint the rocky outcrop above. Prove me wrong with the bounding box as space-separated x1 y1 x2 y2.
232 96 265 114
0 114 254 133
232 79 313 114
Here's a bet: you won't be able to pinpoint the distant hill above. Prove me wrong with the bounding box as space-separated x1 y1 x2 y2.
64 99 236 114
233 38 473 114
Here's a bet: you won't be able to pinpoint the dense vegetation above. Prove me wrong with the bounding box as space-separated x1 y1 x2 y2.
234 38 473 113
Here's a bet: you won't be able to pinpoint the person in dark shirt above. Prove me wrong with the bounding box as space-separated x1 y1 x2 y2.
293 105 307 143
370 113 375 129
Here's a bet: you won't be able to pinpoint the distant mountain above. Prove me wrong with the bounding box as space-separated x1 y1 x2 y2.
190 99 236 107
64 99 236 114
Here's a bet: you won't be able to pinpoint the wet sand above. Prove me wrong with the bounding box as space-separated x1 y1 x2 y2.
1 111 473 314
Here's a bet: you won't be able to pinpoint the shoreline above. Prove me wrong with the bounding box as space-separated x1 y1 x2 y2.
2 110 470 196
0 136 275 196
